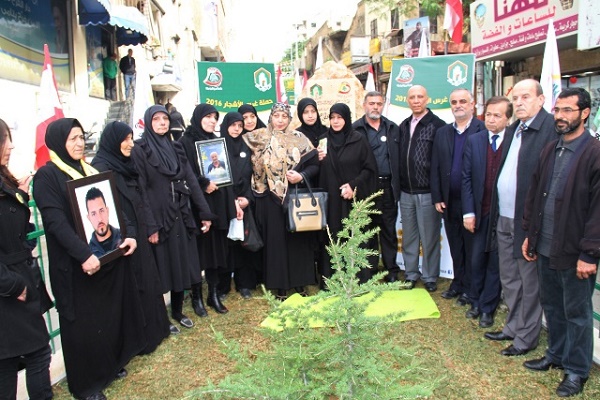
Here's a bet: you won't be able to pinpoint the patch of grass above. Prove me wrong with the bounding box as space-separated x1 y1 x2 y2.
51 281 600 399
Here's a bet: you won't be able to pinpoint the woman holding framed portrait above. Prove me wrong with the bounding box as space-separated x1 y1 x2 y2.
131 105 214 330
92 121 171 352
33 118 144 400
179 103 238 314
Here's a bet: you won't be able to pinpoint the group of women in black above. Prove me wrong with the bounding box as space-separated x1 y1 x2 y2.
0 97 378 400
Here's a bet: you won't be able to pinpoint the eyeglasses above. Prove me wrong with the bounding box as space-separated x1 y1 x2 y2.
552 107 581 114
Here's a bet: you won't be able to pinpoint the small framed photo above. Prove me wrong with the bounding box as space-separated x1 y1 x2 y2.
66 171 127 265
195 137 233 187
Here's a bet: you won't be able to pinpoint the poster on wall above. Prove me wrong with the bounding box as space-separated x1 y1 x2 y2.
197 62 277 116
0 0 71 90
403 17 430 58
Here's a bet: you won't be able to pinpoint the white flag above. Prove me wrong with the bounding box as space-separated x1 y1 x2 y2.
294 69 303 104
418 29 430 57
540 19 561 112
365 64 376 92
132 62 153 140
315 37 324 70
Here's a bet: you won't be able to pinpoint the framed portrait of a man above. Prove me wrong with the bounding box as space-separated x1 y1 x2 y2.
66 171 127 265
195 137 233 187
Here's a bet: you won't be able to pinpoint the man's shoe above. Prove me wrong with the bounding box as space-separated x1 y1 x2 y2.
456 293 471 306
484 331 514 341
385 273 399 283
501 344 530 356
479 312 494 328
465 305 480 319
83 392 107 400
169 324 180 335
116 368 128 379
556 374 587 397
239 288 252 299
404 280 416 289
523 356 563 371
424 282 437 292
441 289 460 299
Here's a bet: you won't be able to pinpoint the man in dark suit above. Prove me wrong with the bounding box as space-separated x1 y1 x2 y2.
462 96 512 328
431 88 485 305
483 79 556 357
353 91 401 281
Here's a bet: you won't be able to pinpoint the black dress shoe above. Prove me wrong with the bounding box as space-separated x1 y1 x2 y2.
465 306 480 319
456 293 471 306
169 324 180 335
116 368 128 379
424 282 437 292
239 288 252 299
523 356 563 371
441 289 460 299
83 392 107 400
484 331 514 341
403 280 416 289
501 344 530 356
479 312 494 328
556 374 587 397
384 273 399 283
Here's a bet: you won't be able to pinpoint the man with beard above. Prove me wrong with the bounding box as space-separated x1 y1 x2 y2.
521 87 598 397
353 91 401 281
86 187 122 257
483 79 555 357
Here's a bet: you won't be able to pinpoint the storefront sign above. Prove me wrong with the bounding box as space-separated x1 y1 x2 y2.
470 0 578 60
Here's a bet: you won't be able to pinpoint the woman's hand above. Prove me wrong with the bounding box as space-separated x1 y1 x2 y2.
148 232 159 244
120 238 137 256
318 148 327 161
17 287 27 302
201 220 212 233
340 183 354 200
82 254 101 276
236 197 249 210
206 181 219 194
286 170 303 184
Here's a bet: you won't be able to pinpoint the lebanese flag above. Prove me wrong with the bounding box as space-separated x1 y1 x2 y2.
302 69 308 89
35 44 64 169
443 0 463 44
365 64 376 92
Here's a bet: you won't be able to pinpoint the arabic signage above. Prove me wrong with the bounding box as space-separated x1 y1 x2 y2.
389 54 475 110
470 0 579 60
197 62 276 114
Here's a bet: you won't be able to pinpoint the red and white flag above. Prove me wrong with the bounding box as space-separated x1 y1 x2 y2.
302 69 308 89
443 0 463 44
365 64 376 92
35 44 64 169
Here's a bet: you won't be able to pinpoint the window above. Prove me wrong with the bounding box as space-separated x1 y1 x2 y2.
391 8 399 30
370 19 378 39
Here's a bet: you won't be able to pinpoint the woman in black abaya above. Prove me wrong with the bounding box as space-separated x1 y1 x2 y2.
92 121 171 352
179 104 235 313
295 97 327 148
238 103 266 134
33 118 145 400
131 105 214 330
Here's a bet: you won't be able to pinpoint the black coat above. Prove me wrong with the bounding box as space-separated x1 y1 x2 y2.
0 184 51 359
318 129 377 236
487 108 556 254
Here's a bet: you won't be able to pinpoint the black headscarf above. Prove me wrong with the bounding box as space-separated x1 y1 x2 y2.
93 121 137 179
221 112 245 154
296 97 327 146
183 103 219 142
237 103 266 133
45 118 86 174
143 105 179 176
328 103 353 149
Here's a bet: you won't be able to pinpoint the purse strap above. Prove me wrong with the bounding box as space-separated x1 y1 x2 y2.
292 179 317 207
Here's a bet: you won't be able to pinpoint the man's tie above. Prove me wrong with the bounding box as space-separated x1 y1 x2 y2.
516 122 527 138
491 134 499 152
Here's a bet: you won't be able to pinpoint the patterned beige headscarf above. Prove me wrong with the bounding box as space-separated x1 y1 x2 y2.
243 102 314 201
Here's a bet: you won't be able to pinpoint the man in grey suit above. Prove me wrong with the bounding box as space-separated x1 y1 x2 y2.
483 79 556 356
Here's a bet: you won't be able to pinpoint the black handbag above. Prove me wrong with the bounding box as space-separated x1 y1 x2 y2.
241 207 264 252
285 181 328 232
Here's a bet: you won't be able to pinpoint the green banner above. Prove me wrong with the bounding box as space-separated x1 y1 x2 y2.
389 54 475 109
197 62 276 113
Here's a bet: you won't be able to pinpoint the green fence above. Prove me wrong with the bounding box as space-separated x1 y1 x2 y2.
27 198 61 353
